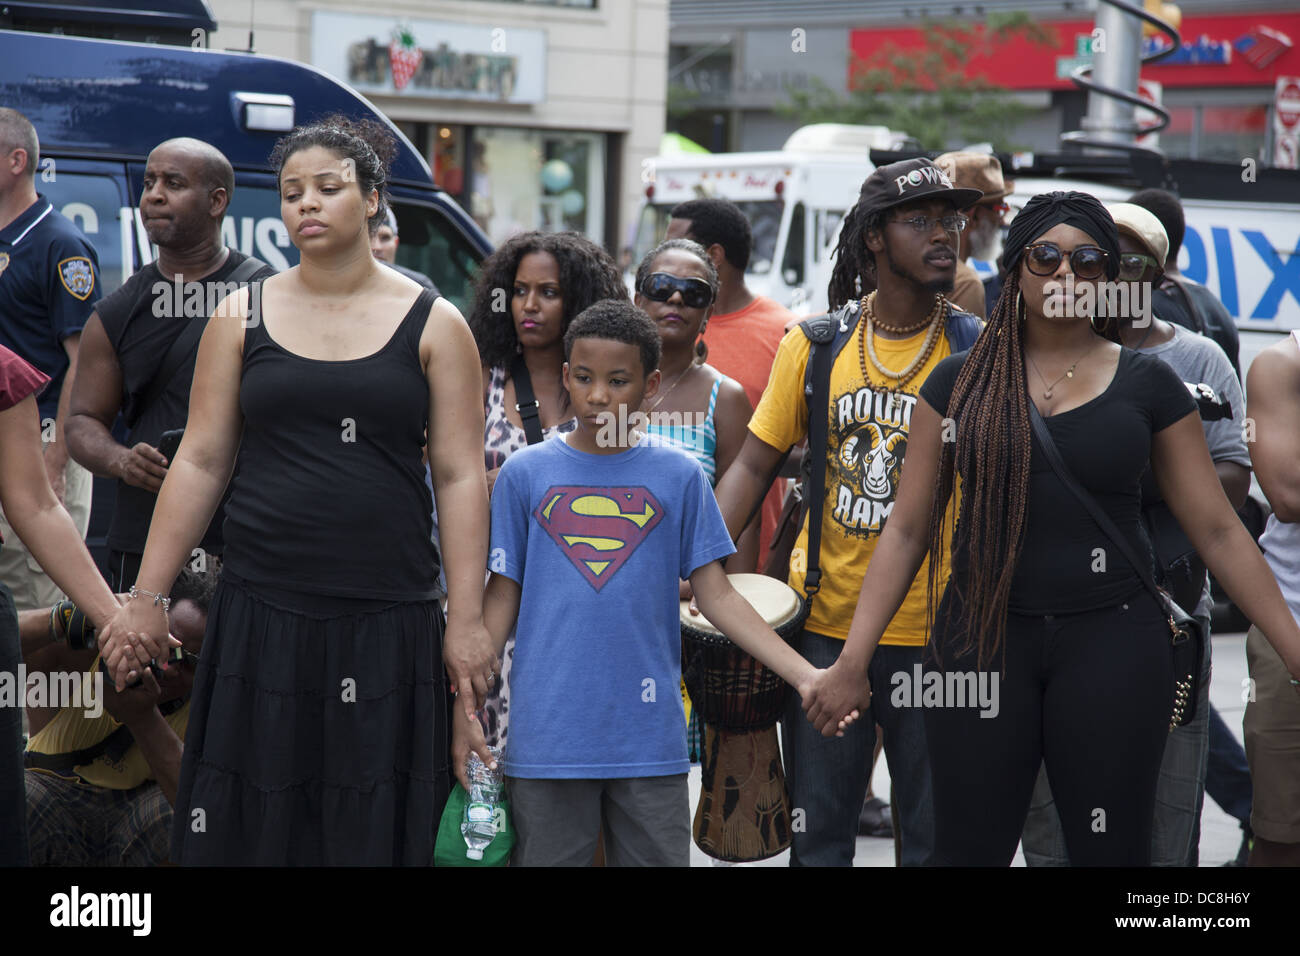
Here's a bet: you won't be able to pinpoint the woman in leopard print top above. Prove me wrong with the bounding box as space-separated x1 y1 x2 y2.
464 231 627 746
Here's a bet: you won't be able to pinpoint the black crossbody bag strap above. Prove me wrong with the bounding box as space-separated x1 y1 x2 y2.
509 355 545 446
1028 403 1176 623
127 256 267 431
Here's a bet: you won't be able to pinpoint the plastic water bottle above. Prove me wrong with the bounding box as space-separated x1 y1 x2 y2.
461 746 504 861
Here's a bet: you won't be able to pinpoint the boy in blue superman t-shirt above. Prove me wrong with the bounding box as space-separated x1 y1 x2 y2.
453 298 854 867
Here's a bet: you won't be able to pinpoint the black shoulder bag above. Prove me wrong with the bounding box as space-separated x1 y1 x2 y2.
509 355 545 446
1028 403 1203 730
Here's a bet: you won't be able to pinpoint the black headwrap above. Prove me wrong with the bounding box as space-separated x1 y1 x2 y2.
1003 190 1121 281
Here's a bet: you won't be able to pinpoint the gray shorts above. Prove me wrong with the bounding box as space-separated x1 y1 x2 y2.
507 774 690 867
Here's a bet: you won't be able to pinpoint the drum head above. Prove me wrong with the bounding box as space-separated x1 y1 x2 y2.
679 573 803 638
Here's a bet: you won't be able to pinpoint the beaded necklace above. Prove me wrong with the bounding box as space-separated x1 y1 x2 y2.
859 291 946 390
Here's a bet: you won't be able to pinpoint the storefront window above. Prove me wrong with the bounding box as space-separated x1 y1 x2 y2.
465 0 596 6
470 127 606 245
1200 105 1268 162
1159 102 1268 161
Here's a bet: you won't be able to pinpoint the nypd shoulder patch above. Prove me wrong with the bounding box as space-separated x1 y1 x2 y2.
58 256 95 301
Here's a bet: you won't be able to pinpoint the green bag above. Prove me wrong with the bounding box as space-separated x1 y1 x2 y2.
434 782 515 867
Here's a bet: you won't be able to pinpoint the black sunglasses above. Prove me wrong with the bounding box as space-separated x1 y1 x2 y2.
639 272 714 309
1023 242 1109 280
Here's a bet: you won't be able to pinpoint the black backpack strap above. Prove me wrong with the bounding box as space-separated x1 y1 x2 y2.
127 255 269 431
1164 276 1208 336
794 302 857 602
509 355 545 446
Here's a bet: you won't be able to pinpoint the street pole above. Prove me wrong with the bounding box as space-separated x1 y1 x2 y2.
1081 2 1142 149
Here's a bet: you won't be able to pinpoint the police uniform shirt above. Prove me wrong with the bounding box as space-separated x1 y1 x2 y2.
0 194 100 421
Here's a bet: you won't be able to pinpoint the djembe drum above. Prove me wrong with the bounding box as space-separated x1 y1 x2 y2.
680 573 809 863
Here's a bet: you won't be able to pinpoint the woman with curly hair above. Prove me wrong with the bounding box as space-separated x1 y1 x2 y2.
804 191 1300 866
463 231 626 747
98 115 496 865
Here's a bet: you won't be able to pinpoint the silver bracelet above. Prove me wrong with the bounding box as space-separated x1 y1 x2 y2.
128 585 171 613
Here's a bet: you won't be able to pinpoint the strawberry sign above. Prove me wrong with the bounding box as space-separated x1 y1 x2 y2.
389 26 423 90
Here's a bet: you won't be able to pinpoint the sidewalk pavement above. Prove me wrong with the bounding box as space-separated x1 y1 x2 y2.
687 630 1253 867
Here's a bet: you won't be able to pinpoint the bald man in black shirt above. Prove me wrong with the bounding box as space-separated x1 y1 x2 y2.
67 138 274 590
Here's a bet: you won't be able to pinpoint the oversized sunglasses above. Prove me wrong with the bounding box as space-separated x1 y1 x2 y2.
639 272 714 309
1118 252 1160 280
1023 242 1109 280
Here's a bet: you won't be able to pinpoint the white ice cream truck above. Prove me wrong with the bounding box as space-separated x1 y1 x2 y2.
629 125 912 309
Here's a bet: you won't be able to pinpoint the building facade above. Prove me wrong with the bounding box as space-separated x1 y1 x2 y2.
668 0 1300 165
208 0 668 250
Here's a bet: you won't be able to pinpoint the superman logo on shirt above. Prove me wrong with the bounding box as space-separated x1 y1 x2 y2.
534 486 663 591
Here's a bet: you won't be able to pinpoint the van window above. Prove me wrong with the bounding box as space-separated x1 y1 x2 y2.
41 172 131 297
782 203 806 287
816 208 845 258
633 199 784 276
391 203 482 316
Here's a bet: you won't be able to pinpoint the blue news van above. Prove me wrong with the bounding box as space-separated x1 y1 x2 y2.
1 24 493 569
0 28 491 314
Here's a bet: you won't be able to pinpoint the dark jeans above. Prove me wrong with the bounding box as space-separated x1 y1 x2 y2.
926 591 1172 865
0 580 28 865
781 631 935 866
1206 703 1253 826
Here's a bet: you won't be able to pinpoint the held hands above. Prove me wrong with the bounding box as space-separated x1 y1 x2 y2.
98 597 181 692
443 616 500 719
102 665 163 727
451 705 497 792
799 659 871 738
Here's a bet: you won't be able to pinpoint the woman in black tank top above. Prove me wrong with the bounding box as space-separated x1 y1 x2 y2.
98 117 497 865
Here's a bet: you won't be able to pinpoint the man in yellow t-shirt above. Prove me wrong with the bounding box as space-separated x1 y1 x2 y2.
713 158 983 866
20 567 213 865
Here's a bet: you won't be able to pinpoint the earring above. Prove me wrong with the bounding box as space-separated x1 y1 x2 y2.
1090 314 1106 334
695 339 708 364
1016 291 1025 324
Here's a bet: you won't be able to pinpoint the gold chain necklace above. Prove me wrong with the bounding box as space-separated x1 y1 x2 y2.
1026 344 1096 400
859 291 945 390
646 362 695 413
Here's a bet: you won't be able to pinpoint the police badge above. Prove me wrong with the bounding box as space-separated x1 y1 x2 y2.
58 256 95 301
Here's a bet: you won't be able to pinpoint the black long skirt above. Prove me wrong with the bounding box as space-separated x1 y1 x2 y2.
169 572 452 865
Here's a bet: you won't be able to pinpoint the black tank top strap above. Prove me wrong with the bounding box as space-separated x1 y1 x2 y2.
395 288 437 362
242 277 272 356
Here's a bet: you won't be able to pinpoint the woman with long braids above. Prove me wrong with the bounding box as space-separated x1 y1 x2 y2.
462 231 626 748
804 191 1300 865
98 116 496 864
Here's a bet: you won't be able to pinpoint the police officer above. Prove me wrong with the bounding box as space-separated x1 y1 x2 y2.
0 108 99 611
